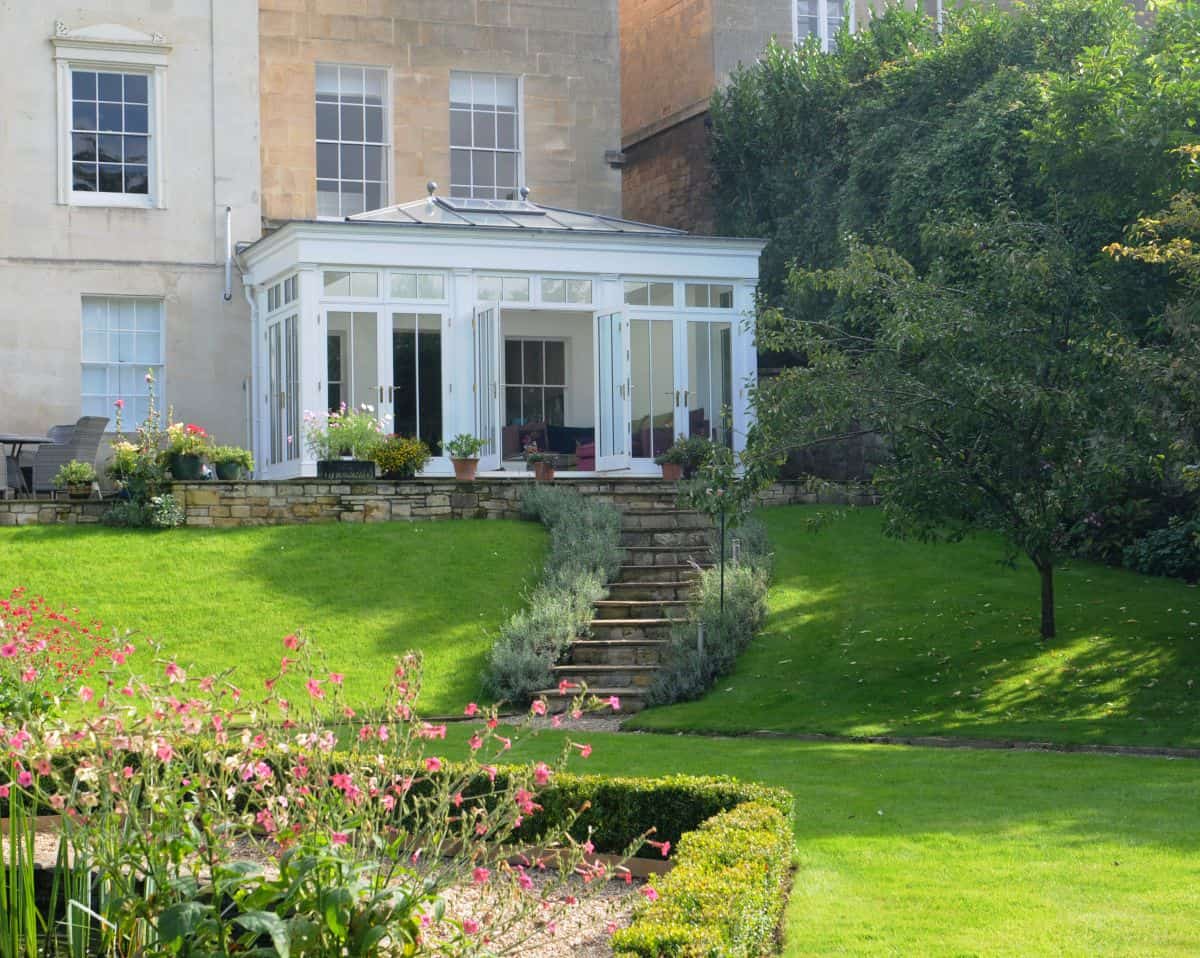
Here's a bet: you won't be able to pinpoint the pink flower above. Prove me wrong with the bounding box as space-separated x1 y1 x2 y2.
0 785 8 799
647 839 671 858
468 734 483 751
122 766 134 779
164 662 184 683
606 695 621 711
329 672 344 686
464 702 479 717
463 918 480 935
425 757 442 773
113 398 125 409
0 643 16 658
49 794 66 811
531 700 547 716
534 762 551 786
78 686 94 703
640 885 659 901
573 742 592 759
305 678 324 700
18 771 32 787
331 831 349 846
558 679 577 695
472 867 490 885
20 668 37 683
156 742 174 763
283 634 299 650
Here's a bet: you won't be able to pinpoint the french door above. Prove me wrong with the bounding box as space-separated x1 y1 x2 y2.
325 308 388 427
473 306 501 471
264 312 300 473
594 310 631 471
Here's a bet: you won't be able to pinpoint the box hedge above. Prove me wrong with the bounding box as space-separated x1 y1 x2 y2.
612 801 796 958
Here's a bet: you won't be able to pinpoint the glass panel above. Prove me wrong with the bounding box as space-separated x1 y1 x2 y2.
72 70 96 100
135 333 160 363
73 101 97 131
365 106 384 142
364 68 386 104
472 151 495 188
124 105 148 134
623 281 649 306
450 111 471 148
137 300 160 329
341 104 363 140
317 142 339 178
82 332 106 361
477 276 501 301
630 319 652 458
472 73 497 106
713 284 734 308
73 163 97 191
393 323 418 439
521 386 542 424
118 299 137 329
567 279 592 304
416 313 443 451
542 278 565 303
82 366 108 394
649 282 674 307
417 274 445 299
316 103 339 140
505 386 523 426
98 102 123 132
364 145 383 180
715 324 733 447
341 66 364 97
391 273 417 299
687 322 711 441
341 143 363 179
340 186 364 216
504 340 522 386
473 111 496 149
685 284 708 308
98 164 123 192
317 183 341 217
125 135 148 164
544 387 565 426
451 148 471 187
350 272 378 297
523 340 544 385
502 277 530 302
82 299 108 331
324 271 351 296
450 72 472 107
496 76 518 110
497 113 517 150
124 74 148 104
98 134 121 163
316 64 339 97
545 341 566 384
98 73 122 101
365 182 381 213
796 0 820 38
72 133 96 161
496 153 517 194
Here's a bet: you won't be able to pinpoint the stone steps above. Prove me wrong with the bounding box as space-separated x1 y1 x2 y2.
567 639 669 666
623 543 713 564
588 618 676 641
535 686 649 714
614 562 708 584
593 599 692 619
606 580 697 601
551 663 660 689
620 528 713 549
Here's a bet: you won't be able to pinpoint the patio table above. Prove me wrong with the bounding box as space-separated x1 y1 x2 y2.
0 433 55 494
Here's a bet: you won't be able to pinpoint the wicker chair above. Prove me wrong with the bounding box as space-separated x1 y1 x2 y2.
31 417 110 496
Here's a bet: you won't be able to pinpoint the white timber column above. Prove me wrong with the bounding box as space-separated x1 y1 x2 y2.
732 279 759 459
448 267 476 445
297 266 324 477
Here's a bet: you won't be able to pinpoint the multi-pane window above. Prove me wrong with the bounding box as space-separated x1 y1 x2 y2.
478 275 530 303
794 0 851 51
541 278 593 305
504 339 566 427
450 73 521 200
684 284 735 309
70 70 150 195
316 65 389 217
624 281 674 307
81 297 163 427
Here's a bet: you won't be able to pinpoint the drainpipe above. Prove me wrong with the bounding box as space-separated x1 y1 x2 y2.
223 206 233 302
243 280 260 476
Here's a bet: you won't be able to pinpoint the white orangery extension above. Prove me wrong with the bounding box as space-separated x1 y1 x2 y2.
239 194 765 479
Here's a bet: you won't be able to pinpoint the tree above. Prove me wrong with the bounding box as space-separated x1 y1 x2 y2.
751 215 1162 638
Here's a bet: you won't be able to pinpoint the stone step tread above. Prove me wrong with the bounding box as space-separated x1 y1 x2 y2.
535 687 648 699
590 618 679 627
619 508 705 516
607 580 702 588
570 638 670 647
552 664 661 673
594 599 693 607
618 563 713 571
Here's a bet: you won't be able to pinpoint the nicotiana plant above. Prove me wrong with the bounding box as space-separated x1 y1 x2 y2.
0 592 636 957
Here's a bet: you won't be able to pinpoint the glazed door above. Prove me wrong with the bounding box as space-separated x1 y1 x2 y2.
472 306 501 471
594 310 631 471
264 312 300 473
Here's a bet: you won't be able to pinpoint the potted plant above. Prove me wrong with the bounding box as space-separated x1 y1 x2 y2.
371 435 431 480
53 460 98 500
209 445 255 480
305 404 384 480
656 434 714 480
165 422 211 481
446 434 486 481
524 443 556 481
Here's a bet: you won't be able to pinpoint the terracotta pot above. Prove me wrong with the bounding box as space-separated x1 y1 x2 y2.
532 461 555 481
660 462 683 481
452 457 479 481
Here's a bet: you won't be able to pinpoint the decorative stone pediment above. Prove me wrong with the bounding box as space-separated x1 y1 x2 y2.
51 21 171 55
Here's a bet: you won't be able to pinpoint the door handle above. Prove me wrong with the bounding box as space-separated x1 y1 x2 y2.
378 386 384 403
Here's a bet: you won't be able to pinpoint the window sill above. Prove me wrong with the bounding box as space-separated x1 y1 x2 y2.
67 192 158 210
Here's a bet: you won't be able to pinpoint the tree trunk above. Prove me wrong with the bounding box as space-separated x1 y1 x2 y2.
1038 561 1056 640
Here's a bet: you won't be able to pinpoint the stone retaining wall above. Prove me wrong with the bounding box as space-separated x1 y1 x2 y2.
0 476 879 528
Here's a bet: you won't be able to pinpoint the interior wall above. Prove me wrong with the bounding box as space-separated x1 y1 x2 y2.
500 309 595 428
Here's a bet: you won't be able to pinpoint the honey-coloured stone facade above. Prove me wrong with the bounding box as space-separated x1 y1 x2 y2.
259 0 622 222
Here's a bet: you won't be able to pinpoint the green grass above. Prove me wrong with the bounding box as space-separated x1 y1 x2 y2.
630 506 1200 747
0 522 545 714
488 728 1200 957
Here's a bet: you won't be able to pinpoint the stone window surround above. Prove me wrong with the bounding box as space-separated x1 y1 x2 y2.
52 22 170 209
792 0 856 52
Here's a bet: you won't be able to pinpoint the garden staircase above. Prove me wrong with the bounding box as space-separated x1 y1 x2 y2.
539 495 714 714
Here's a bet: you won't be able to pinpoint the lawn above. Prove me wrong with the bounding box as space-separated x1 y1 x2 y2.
629 506 1200 747
490 728 1200 957
0 521 545 714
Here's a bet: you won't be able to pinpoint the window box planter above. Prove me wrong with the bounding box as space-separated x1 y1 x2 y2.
316 459 375 481
168 453 204 481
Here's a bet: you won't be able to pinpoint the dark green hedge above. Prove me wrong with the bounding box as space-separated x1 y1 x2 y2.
612 801 796 957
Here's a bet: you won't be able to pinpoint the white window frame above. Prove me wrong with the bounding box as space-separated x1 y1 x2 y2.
81 295 165 429
315 63 393 219
52 22 169 209
503 337 569 428
792 0 855 52
450 71 525 201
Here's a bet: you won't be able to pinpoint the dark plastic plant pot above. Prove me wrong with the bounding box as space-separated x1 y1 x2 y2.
214 462 243 481
316 459 375 480
169 453 204 480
